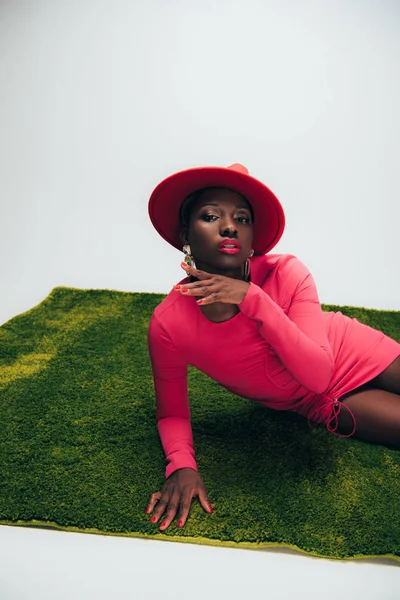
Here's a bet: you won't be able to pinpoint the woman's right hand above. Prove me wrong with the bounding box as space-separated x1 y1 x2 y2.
146 467 213 531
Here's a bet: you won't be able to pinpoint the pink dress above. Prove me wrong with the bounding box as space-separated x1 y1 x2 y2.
147 253 400 479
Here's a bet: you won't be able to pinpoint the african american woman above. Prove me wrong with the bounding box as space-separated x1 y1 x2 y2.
145 163 400 532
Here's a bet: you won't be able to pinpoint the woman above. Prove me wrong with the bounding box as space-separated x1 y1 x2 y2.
145 163 400 532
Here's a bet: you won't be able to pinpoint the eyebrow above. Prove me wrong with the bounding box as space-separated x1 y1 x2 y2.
199 203 251 212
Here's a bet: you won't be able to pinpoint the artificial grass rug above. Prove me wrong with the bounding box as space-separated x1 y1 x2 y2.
0 286 399 563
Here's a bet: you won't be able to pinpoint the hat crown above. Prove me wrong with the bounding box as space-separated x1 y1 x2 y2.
227 163 249 175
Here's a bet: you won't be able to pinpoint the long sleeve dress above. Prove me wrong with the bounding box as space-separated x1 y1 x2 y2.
147 253 400 479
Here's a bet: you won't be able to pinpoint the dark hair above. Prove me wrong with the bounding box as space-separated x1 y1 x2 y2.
179 186 254 231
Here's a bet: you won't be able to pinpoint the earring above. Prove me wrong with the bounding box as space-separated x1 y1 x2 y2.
244 249 254 281
244 260 250 280
182 244 197 269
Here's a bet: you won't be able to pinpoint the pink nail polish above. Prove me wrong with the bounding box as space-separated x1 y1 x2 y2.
161 522 166 528
177 520 183 527
150 516 157 523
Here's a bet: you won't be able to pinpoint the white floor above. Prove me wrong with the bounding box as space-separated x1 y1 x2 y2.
1 0 399 596
1 294 400 600
0 525 399 600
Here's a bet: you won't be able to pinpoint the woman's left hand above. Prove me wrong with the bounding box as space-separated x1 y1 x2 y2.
174 262 250 306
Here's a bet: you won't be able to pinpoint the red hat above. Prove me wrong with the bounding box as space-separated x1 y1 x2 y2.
148 163 285 256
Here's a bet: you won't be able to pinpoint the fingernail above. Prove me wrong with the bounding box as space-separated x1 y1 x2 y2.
181 262 188 268
209 505 213 512
145 508 150 513
160 522 166 528
181 288 188 293
173 285 181 289
177 520 183 527
150 516 157 522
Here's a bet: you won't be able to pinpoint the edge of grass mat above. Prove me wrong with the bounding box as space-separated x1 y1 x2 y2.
1 519 399 564
7 285 400 319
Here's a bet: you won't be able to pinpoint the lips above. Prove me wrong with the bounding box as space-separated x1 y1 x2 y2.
218 239 241 249
219 247 240 254
218 239 241 255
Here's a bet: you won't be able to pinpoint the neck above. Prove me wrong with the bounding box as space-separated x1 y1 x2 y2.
190 260 246 281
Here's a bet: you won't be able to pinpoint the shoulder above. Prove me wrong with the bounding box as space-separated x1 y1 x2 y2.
252 253 310 282
148 275 191 337
252 253 314 296
276 253 311 279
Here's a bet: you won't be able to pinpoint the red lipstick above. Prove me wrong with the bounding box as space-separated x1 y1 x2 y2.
218 238 240 254
218 247 240 254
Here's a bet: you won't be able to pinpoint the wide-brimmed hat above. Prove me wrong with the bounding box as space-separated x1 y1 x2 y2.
148 163 285 256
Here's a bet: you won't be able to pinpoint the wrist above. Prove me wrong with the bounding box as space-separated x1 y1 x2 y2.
239 281 251 304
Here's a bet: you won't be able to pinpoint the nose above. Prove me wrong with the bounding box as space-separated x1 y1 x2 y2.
220 218 238 237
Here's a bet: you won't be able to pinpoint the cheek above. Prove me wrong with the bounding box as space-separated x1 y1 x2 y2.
192 222 216 242
238 227 252 241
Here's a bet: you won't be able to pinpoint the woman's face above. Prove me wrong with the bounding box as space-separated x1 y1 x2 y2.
182 187 254 279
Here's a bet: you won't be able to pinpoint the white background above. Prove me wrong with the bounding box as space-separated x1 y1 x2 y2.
0 1 399 598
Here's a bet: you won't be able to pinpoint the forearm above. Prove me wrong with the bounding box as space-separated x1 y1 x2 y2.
157 416 198 479
239 282 334 393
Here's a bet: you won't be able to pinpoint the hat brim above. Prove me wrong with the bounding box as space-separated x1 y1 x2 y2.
148 166 285 256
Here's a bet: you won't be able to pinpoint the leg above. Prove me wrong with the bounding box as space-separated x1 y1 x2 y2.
336 388 400 448
367 355 400 394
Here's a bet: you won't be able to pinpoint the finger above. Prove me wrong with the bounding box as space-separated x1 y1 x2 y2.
149 492 171 523
176 490 195 528
180 281 212 295
178 276 214 289
198 487 213 513
196 292 218 305
145 491 162 514
180 262 211 280
158 491 181 531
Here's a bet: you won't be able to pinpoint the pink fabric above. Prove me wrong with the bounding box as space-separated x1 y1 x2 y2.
148 253 400 479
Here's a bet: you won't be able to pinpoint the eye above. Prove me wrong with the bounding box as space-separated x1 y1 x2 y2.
202 215 250 223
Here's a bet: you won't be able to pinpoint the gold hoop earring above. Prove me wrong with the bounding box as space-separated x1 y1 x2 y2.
244 249 254 281
244 259 250 281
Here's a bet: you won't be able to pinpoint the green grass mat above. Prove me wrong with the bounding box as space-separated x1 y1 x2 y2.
1 287 399 562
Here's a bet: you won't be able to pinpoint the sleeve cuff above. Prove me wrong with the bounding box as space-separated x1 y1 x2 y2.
238 281 262 314
165 455 199 480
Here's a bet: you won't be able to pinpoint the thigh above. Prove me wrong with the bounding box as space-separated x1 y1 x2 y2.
337 388 400 448
367 354 400 394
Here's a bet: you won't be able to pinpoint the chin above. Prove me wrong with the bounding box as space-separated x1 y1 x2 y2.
195 253 245 272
